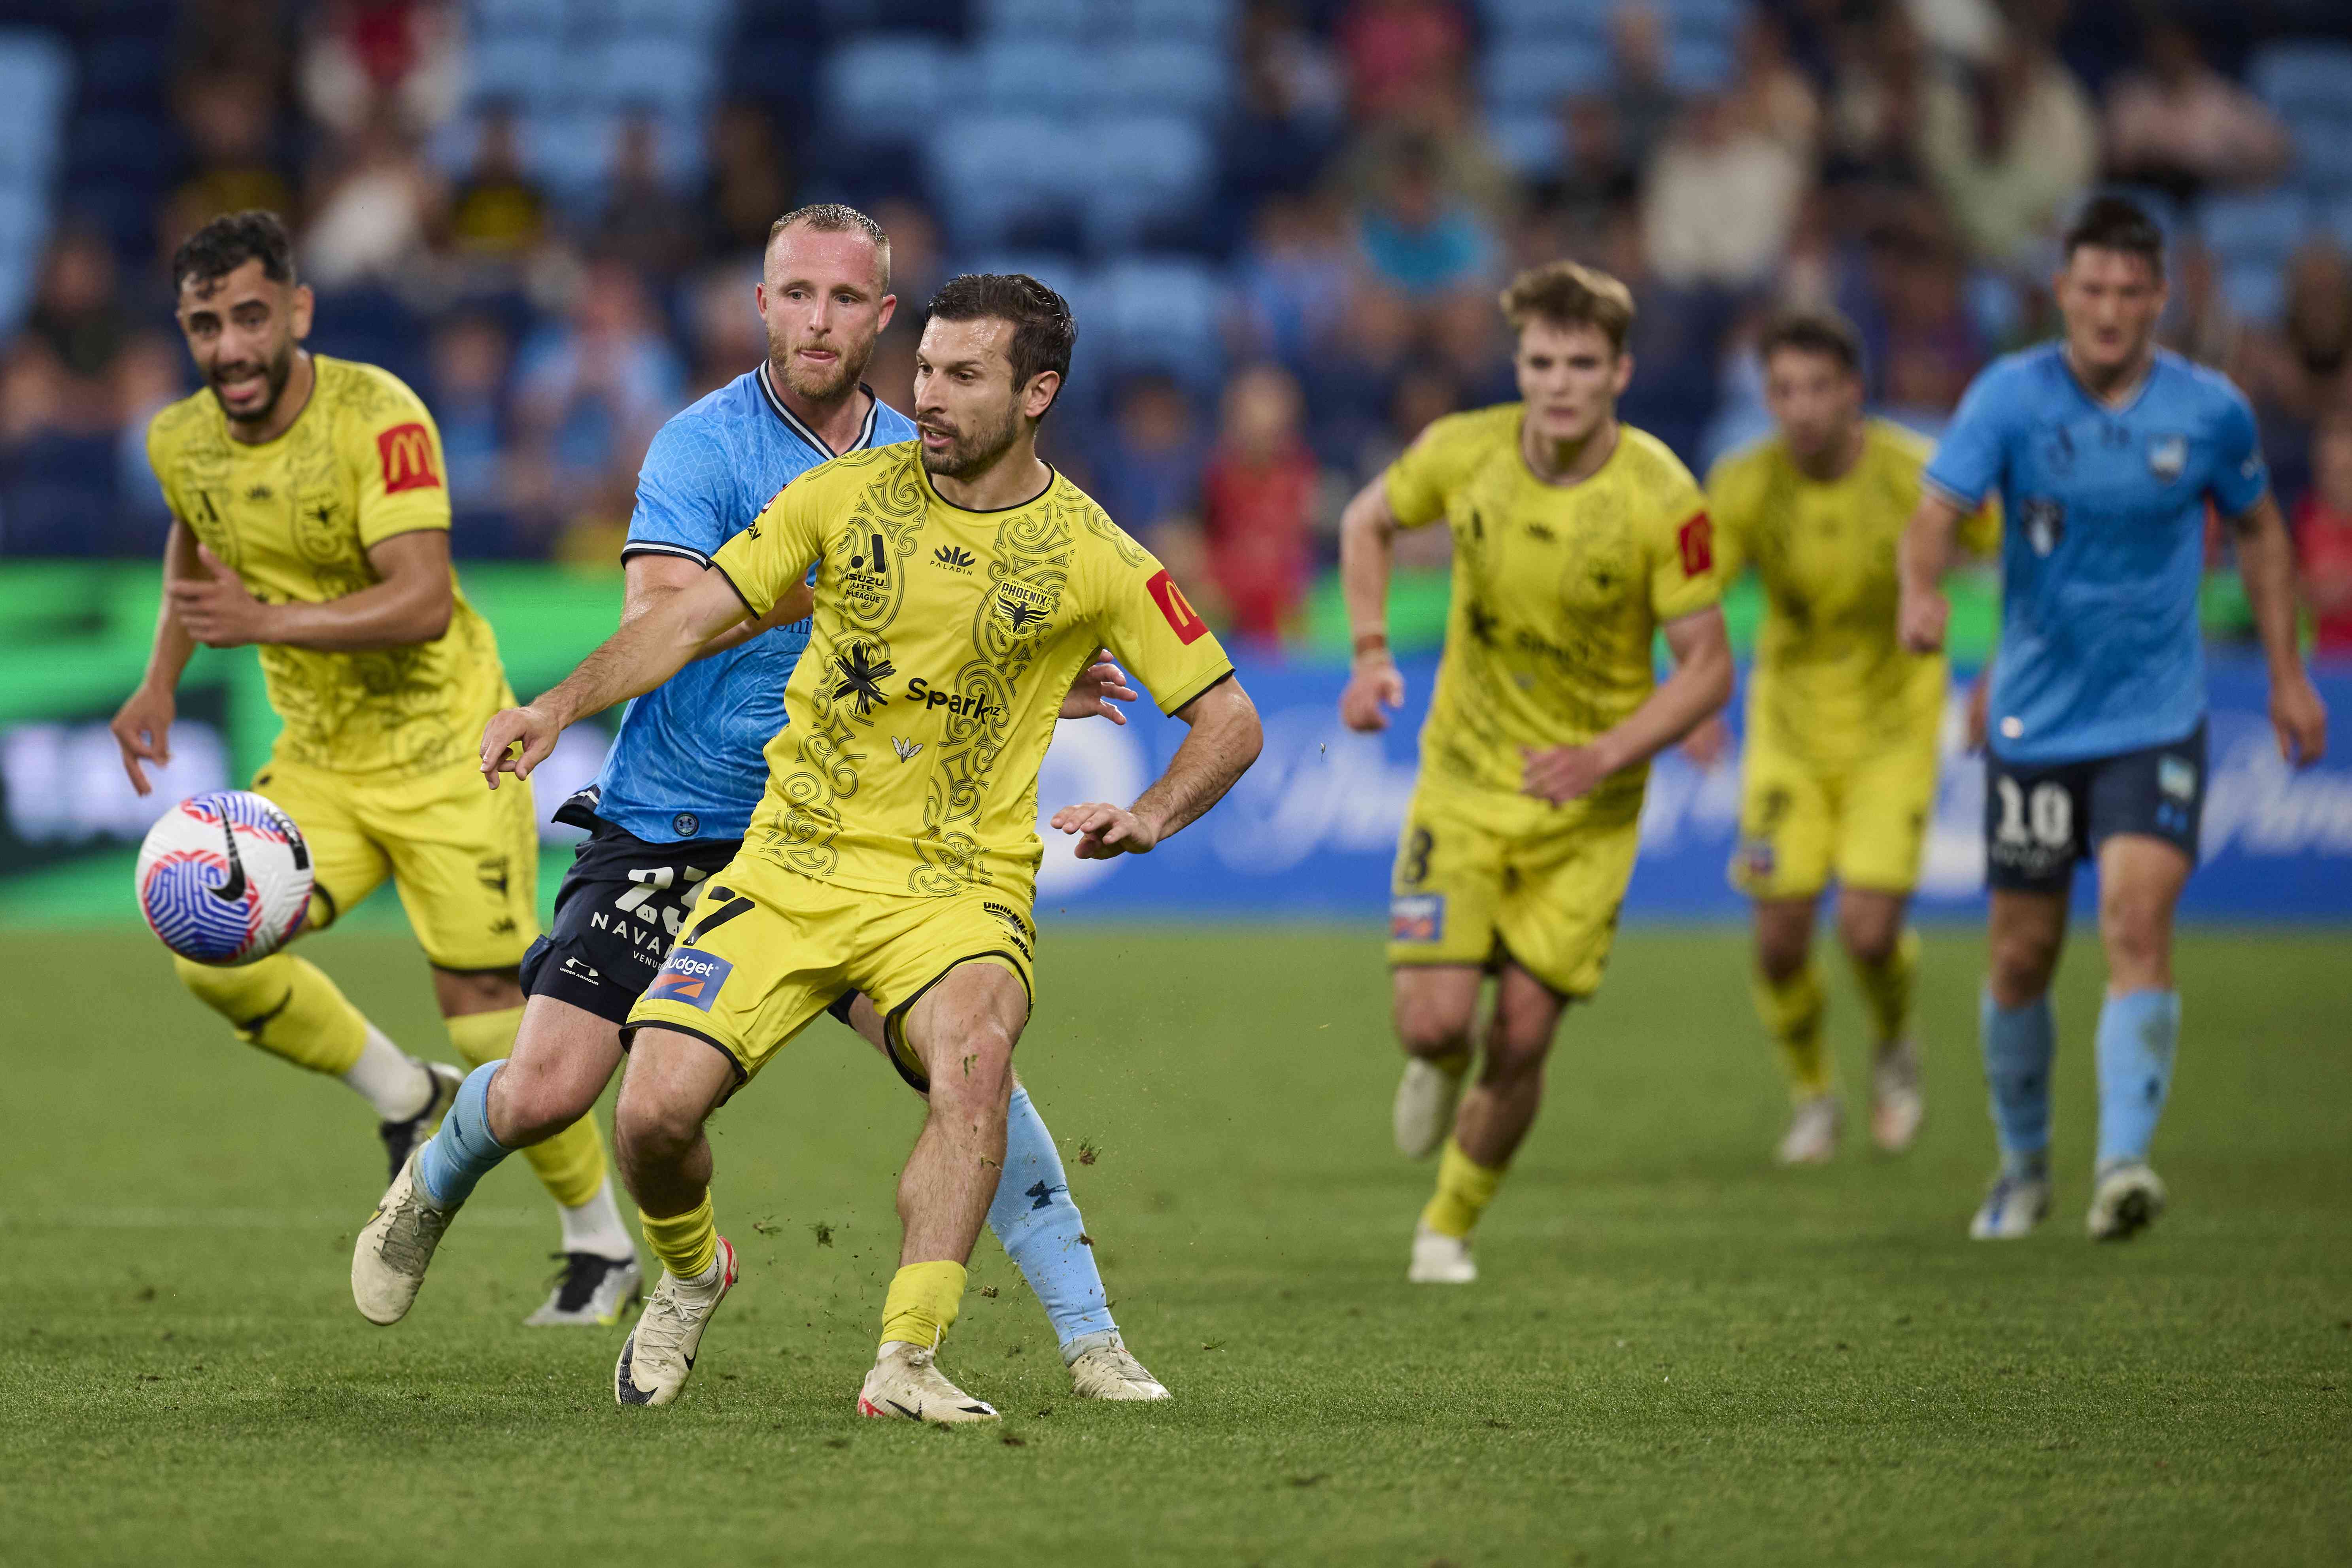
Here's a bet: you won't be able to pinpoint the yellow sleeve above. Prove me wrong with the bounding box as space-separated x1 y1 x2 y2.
1648 471 1722 624
1958 493 2003 557
1085 524 1236 715
346 375 453 548
709 474 826 617
1382 413 1483 530
143 419 182 526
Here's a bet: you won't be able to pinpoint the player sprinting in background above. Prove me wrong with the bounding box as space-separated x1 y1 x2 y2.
1338 263 1734 1284
354 210 1169 1397
1696 310 1998 1165
1899 196 2329 1241
107 211 630 1321
462 274 1261 1419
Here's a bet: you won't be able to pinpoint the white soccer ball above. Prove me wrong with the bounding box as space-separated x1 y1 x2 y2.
136 790 314 965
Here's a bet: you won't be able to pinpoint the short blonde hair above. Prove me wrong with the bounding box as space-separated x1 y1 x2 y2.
1499 261 1635 355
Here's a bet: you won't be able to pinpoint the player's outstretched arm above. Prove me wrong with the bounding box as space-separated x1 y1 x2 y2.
1897 490 1969 653
110 520 204 795
1338 474 1408 731
1522 607 1734 805
1051 677 1262 859
619 553 816 663
481 568 753 787
2229 492 2329 766
1061 649 1139 724
169 530 455 652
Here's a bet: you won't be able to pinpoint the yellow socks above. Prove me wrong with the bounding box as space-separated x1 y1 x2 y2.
174 952 367 1075
1851 929 1920 1051
1420 1138 1506 1240
880 1261 969 1351
1753 962 1831 1100
639 1192 720 1281
446 1006 609 1209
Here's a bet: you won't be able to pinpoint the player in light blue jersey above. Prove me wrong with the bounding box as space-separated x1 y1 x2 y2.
1899 197 2329 1242
354 207 1173 1400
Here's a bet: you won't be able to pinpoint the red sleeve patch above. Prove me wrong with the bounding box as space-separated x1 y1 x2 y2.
1677 510 1713 577
376 423 442 494
1145 569 1208 645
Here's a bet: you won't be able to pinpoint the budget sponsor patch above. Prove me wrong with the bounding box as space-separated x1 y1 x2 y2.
645 946 733 1011
1390 893 1445 943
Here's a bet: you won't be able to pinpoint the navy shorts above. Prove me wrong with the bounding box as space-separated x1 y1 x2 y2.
1983 723 2207 894
518 809 744 1024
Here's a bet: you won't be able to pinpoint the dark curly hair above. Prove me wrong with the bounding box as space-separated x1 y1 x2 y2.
170 209 297 297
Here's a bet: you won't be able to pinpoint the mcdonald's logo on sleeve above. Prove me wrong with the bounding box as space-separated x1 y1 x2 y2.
376 423 442 494
1144 569 1208 645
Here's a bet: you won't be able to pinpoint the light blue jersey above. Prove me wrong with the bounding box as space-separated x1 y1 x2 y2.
1924 344 2268 765
587 366 918 843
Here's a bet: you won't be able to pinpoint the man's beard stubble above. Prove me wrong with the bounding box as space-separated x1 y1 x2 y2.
770 331 870 406
918 397 1022 480
211 337 298 425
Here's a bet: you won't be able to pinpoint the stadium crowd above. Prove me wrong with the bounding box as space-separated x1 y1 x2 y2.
3 0 2352 653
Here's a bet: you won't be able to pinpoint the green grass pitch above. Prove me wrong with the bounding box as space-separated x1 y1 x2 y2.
2 925 2346 1566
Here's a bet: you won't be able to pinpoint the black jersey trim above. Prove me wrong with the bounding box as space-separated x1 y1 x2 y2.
709 557 763 620
757 365 886 462
617 1018 750 1088
921 463 1058 516
878 950 1035 1094
620 540 712 567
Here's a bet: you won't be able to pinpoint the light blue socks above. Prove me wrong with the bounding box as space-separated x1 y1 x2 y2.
1981 990 2056 1173
414 1062 510 1209
988 1085 1116 1353
2095 989 2180 1168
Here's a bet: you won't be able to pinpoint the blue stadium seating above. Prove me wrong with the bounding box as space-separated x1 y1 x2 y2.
974 36 1095 114
0 29 73 181
470 32 566 110
587 34 717 115
1084 114 1215 252
1481 42 1609 111
2199 189 2310 266
467 0 568 35
825 35 957 142
1487 110 1565 180
2250 41 2352 126
1665 34 1734 94
1097 41 1232 119
975 0 1093 39
2322 194 2352 256
1126 0 1237 45
2221 259 2287 326
928 114 1086 249
2297 131 2352 197
1096 256 1225 388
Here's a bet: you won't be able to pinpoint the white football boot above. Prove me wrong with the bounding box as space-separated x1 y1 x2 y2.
1870 1039 1925 1154
1775 1094 1842 1166
857 1341 999 1424
1393 1056 1468 1158
352 1151 454 1326
1064 1331 1171 1401
1969 1163 2052 1239
614 1238 737 1407
2086 1161 2167 1242
525 1252 644 1327
1407 1220 1477 1284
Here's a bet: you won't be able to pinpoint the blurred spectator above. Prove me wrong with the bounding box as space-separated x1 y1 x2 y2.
1201 364 1318 643
1642 94 1808 289
2295 413 2352 657
1090 375 1205 548
1355 137 1497 299
2246 244 2352 428
447 108 547 264
25 229 130 385
703 102 795 261
1335 0 1469 122
112 334 187 554
510 260 686 548
1 344 118 557
1820 6 1926 190
872 198 947 315
1608 5 1682 174
1917 35 2098 268
302 116 445 289
596 115 699 280
1423 287 1513 403
684 260 765 401
164 77 295 258
1537 98 1640 243
1596 208 1733 460
1305 280 1418 467
1733 14 1821 159
1370 365 1460 570
1233 195 1354 370
1221 3 1346 230
427 314 513 520
2103 22 2291 203
1862 217 1986 421
298 0 463 139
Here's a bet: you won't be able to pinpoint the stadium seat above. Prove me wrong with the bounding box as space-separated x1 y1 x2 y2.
2220 260 2287 327
1126 0 1237 45
927 113 1086 250
973 0 1092 38
0 29 74 178
2297 132 2352 197
60 110 175 184
1096 41 1231 119
469 32 567 111
525 108 620 213
467 0 567 34
1481 43 1608 112
974 37 1095 115
1487 110 1565 181
1479 0 1614 31
77 34 166 109
1082 114 1214 253
826 35 955 140
610 0 731 35
587 34 717 116
1665 34 1735 94
2198 189 2309 267
1095 256 1226 388
2249 42 2352 125
2321 194 2352 256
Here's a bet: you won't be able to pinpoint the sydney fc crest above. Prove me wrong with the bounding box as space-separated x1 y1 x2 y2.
2147 433 2188 484
2020 497 2066 557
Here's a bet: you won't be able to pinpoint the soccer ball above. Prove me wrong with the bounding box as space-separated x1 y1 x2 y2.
136 791 314 965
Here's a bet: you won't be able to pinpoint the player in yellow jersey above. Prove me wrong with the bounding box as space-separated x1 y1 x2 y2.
107 212 637 1323
467 274 1262 1418
1695 310 1999 1166
1337 261 1734 1285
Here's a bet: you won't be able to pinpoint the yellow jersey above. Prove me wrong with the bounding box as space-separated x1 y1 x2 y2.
1707 418 1999 766
1384 404 1720 824
145 355 508 778
712 443 1236 903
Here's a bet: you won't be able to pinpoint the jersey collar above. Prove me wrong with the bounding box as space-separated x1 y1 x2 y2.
757 361 881 459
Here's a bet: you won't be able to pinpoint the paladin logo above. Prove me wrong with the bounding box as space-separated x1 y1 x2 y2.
892 737 924 762
933 545 975 572
829 642 895 715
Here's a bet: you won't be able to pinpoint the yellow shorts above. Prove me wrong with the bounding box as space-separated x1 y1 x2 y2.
624 852 1037 1091
252 751 539 971
1729 730 1939 901
1385 784 1642 1000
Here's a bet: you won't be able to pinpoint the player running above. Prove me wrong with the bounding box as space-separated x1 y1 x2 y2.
1697 309 1997 1165
353 210 1169 1396
108 211 628 1321
1899 196 2329 1241
448 273 1258 1419
1339 262 1734 1284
